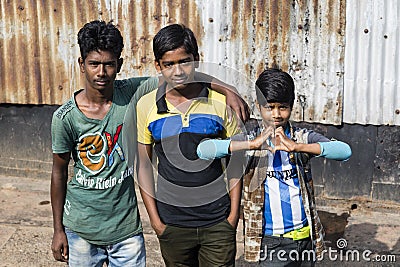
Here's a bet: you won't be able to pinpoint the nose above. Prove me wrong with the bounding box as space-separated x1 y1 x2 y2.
172 64 184 76
271 107 280 118
98 64 106 76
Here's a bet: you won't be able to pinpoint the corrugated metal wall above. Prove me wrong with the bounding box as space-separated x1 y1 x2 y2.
3 0 385 126
344 0 400 126
196 0 346 125
0 0 203 105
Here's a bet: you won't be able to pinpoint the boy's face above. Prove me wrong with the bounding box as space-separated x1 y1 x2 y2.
258 102 292 129
79 50 122 92
155 46 198 90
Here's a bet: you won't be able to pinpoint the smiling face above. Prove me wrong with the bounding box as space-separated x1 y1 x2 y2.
155 46 198 91
79 49 122 92
259 102 292 129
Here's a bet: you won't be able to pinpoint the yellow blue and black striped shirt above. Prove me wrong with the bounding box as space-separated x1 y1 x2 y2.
137 82 239 227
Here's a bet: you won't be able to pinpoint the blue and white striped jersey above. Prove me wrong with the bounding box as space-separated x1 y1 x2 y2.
263 148 307 235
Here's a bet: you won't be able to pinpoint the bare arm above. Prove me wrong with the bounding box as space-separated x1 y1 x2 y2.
212 81 250 123
274 127 321 154
136 143 166 236
230 125 275 151
225 151 245 229
226 176 242 229
195 71 250 123
196 126 274 160
50 152 70 263
274 127 352 161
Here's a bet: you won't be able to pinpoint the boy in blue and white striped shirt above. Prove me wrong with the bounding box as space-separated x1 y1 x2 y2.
197 68 352 266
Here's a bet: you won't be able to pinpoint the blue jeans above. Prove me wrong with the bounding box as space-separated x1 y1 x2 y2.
259 235 313 267
65 228 146 267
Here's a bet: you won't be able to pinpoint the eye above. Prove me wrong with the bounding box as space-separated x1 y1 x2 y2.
180 60 192 66
263 105 272 110
105 62 116 67
163 62 174 68
279 105 289 110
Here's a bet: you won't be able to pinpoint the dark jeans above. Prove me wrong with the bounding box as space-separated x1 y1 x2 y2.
158 219 237 267
259 235 314 267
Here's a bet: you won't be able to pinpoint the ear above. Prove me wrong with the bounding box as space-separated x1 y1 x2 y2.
78 57 85 73
117 58 123 73
155 60 161 73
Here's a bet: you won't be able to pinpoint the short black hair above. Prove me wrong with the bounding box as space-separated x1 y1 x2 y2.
255 68 295 108
153 24 199 62
77 20 124 61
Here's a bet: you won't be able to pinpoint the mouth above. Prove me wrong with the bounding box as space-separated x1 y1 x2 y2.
95 80 109 86
171 77 189 85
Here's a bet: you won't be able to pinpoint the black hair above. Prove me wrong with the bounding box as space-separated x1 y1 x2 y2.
77 20 124 61
255 68 295 108
153 24 199 62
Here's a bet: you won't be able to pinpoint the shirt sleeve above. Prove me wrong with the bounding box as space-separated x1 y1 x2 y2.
51 111 74 154
306 129 352 161
136 95 154 145
197 92 249 159
196 129 251 160
197 139 231 160
306 130 330 143
131 76 159 107
317 140 352 161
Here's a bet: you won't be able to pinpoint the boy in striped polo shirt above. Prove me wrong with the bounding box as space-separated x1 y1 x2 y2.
197 68 352 266
136 24 243 266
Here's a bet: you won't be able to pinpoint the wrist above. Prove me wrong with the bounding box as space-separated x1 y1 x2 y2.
227 213 240 227
150 218 164 229
293 143 301 152
53 224 65 233
228 212 239 220
223 85 238 95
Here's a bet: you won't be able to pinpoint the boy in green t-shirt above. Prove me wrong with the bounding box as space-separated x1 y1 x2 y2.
50 20 156 266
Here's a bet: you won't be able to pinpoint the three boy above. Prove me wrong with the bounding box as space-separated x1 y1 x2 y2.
51 19 352 266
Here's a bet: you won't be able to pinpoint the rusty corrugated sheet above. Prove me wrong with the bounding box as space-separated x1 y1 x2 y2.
344 0 400 126
1 1 99 104
199 0 346 125
0 0 202 105
1 0 347 126
288 0 346 125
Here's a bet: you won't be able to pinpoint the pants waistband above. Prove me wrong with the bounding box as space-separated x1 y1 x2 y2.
272 225 310 240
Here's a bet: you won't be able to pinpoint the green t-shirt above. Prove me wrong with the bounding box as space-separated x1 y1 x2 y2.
51 76 158 245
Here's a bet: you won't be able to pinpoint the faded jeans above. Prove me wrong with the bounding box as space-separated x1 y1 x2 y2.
65 228 146 267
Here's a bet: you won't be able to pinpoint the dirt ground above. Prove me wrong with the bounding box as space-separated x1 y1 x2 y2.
0 175 399 266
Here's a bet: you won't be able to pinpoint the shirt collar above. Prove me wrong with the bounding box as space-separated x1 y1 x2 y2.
156 82 209 114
